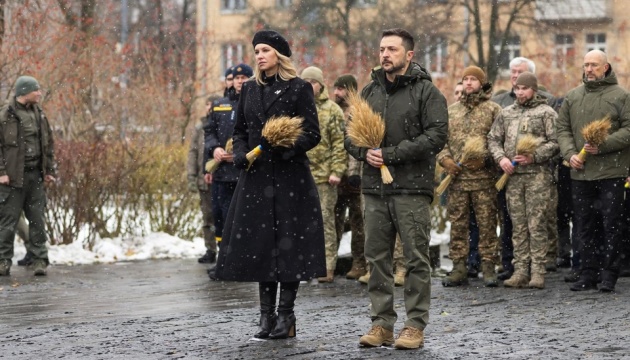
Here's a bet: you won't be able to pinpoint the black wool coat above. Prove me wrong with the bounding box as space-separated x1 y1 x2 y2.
214 76 326 282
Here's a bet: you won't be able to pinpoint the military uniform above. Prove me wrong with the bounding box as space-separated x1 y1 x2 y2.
488 95 559 277
307 87 347 274
437 88 501 267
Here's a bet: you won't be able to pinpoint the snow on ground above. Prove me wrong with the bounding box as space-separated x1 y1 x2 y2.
11 227 452 266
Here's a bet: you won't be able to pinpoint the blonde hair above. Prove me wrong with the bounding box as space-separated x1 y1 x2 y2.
254 49 297 86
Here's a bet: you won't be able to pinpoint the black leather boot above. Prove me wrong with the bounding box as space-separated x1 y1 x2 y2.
269 282 298 339
254 282 277 339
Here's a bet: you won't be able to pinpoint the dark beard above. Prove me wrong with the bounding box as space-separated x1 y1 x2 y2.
383 60 406 74
334 96 347 107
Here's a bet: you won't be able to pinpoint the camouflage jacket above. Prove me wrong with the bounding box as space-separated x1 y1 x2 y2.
488 95 559 175
437 86 502 190
307 87 347 184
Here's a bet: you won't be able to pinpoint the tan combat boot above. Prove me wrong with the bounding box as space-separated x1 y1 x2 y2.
529 273 545 289
394 269 406 287
482 261 498 287
318 270 334 283
503 273 530 288
442 260 468 287
359 325 394 347
358 271 370 285
394 326 424 350
346 260 367 280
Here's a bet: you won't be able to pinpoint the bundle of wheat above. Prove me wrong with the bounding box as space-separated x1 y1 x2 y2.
578 115 611 161
346 91 393 184
495 134 541 191
205 138 234 173
245 116 303 169
436 136 486 196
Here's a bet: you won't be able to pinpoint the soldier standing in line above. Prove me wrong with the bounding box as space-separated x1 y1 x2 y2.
438 66 501 288
187 97 217 264
488 72 559 289
300 66 347 284
332 74 367 280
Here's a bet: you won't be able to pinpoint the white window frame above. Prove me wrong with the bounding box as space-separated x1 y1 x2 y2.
221 43 244 76
220 0 247 13
585 33 606 52
554 34 575 71
423 36 448 78
494 35 521 75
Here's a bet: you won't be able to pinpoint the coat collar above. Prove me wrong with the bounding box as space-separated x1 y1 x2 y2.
249 76 292 124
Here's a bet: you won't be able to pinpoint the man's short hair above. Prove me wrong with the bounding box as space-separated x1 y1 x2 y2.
509 57 536 73
382 28 415 52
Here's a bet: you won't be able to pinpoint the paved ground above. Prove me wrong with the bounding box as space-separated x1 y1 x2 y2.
1 258 629 360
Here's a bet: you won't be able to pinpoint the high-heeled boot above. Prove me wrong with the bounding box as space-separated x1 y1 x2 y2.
269 282 298 339
254 282 277 339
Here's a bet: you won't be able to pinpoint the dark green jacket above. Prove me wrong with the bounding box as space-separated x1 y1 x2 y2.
0 97 55 188
345 62 448 201
556 67 630 181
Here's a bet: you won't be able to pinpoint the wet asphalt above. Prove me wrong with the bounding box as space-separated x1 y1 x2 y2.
1 258 629 360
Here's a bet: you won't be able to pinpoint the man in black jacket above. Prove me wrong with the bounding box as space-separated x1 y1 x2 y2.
346 28 447 350
204 63 252 278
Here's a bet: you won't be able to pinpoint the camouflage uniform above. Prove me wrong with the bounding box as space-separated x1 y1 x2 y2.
334 102 366 272
488 95 559 276
546 168 559 265
307 87 347 271
437 88 502 264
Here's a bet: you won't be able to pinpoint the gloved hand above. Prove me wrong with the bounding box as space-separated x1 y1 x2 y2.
440 157 461 176
260 136 273 152
233 152 249 170
347 175 361 189
187 178 198 193
462 157 485 171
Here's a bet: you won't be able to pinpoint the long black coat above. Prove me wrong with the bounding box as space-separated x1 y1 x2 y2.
214 76 326 282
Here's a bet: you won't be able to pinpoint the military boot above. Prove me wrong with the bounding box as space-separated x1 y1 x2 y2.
503 273 530 288
358 271 370 285
442 260 468 287
345 260 367 280
31 259 48 276
394 269 406 287
482 261 498 287
529 273 545 289
318 270 334 283
0 260 11 276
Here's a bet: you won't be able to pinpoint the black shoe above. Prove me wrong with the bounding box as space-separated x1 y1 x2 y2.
207 265 218 281
269 312 296 339
556 257 571 269
17 252 34 266
198 251 216 264
564 270 580 283
497 270 513 281
599 281 616 293
570 279 597 291
545 262 557 272
467 268 479 278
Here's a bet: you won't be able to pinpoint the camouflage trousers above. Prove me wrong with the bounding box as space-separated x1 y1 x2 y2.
334 191 366 268
199 190 216 253
546 183 559 262
448 188 499 264
506 172 551 275
317 183 339 271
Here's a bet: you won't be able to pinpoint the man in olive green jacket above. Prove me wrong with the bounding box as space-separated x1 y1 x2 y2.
556 50 630 293
346 28 447 350
0 76 56 276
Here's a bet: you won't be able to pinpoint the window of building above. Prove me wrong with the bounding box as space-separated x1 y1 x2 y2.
554 34 575 71
221 0 246 12
494 35 521 71
422 36 448 76
221 43 244 75
276 0 292 7
585 33 606 52
355 0 377 7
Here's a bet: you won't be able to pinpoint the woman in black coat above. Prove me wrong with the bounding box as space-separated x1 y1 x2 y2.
214 30 326 339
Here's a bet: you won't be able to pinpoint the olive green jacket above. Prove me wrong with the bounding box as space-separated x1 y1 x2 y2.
556 67 630 180
0 97 55 188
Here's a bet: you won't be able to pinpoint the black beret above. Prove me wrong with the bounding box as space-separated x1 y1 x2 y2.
252 30 292 58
